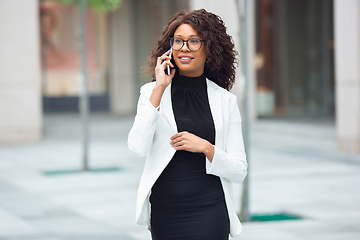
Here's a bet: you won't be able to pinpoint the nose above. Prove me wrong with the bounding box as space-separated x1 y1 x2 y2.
181 42 190 51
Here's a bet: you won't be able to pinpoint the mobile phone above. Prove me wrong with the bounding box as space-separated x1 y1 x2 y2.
166 48 173 75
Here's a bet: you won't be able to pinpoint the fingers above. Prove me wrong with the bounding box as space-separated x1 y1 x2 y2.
170 68 176 76
156 56 172 66
173 143 185 150
170 133 178 141
170 138 186 150
155 60 174 74
171 135 183 144
170 132 206 153
161 60 174 68
170 131 189 149
170 131 188 140
156 50 172 66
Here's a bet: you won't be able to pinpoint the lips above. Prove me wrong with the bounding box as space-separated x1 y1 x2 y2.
178 55 193 63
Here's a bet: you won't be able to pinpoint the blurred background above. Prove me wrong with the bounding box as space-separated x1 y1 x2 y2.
0 0 360 240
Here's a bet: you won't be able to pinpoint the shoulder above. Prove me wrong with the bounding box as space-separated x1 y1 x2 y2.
206 79 237 102
140 81 156 93
139 81 157 98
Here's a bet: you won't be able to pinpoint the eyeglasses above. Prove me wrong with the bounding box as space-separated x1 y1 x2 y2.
169 37 205 51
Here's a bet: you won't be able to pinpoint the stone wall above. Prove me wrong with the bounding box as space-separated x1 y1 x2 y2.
0 0 42 144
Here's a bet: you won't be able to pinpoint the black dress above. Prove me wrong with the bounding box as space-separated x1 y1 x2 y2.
150 74 230 240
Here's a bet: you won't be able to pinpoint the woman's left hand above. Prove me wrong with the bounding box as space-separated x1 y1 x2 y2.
170 131 215 161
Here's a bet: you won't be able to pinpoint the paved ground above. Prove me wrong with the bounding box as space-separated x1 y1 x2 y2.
0 113 359 240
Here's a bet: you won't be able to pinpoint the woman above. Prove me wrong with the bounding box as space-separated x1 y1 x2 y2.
128 9 247 240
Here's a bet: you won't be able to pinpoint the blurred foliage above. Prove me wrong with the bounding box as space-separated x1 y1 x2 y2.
61 0 122 12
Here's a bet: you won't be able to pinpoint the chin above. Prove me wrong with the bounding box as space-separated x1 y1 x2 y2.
178 64 198 72
178 66 193 72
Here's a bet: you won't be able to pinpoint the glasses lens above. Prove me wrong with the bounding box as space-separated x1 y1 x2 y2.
171 38 183 50
169 38 203 51
188 38 201 51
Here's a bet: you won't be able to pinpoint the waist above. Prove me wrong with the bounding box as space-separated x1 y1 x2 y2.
159 150 206 179
150 151 225 208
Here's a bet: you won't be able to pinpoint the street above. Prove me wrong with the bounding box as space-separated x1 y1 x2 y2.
0 113 359 240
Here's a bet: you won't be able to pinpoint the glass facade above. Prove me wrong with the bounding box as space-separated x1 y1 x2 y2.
255 0 335 117
39 0 188 112
39 0 109 111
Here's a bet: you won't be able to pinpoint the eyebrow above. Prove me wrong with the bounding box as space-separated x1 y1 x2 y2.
174 34 199 37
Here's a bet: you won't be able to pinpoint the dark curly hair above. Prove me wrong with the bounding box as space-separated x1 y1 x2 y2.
145 9 238 91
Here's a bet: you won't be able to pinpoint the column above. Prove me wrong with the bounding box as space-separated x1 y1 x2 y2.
108 0 136 115
334 0 360 153
0 0 42 143
189 0 257 120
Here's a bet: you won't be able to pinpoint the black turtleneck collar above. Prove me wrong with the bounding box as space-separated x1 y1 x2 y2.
172 73 206 90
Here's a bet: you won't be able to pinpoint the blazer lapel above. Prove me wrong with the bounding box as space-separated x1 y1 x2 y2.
160 81 178 135
206 79 224 147
160 79 224 144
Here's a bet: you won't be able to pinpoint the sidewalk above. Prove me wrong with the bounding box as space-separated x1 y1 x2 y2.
0 113 359 240
235 117 360 240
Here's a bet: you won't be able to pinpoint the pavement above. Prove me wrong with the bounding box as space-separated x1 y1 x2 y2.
0 113 359 240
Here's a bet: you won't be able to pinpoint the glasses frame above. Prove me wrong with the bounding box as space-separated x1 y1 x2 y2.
169 37 205 51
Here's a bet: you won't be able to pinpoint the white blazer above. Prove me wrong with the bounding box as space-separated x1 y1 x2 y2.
128 79 247 238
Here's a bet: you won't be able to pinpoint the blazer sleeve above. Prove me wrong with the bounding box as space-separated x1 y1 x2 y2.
128 82 161 156
205 95 248 184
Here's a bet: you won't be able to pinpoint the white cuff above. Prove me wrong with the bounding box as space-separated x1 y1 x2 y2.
205 145 217 173
145 99 161 114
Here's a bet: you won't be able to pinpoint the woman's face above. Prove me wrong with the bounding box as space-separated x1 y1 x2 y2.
172 24 206 77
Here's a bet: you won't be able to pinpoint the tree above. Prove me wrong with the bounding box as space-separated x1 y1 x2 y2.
61 0 122 11
60 0 122 171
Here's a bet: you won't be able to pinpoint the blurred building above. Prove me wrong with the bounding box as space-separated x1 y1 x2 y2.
253 0 360 153
255 0 335 117
39 0 188 113
0 0 359 153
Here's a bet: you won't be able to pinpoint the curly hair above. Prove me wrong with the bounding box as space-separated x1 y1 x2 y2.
145 9 238 91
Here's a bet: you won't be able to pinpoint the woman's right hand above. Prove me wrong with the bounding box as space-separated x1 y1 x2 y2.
150 50 175 109
154 50 175 88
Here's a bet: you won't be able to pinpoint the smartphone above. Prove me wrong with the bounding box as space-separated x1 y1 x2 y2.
166 48 173 75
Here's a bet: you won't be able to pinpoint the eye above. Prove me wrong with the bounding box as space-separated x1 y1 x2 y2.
174 38 183 43
189 39 200 43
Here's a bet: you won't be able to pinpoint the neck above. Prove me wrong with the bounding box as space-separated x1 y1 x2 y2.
178 69 204 78
173 72 206 89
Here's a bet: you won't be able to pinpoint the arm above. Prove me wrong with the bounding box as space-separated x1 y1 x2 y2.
128 50 175 156
205 95 247 184
169 95 247 183
170 132 214 160
128 83 161 156
150 49 175 108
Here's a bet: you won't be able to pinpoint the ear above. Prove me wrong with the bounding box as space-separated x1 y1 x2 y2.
205 57 210 67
